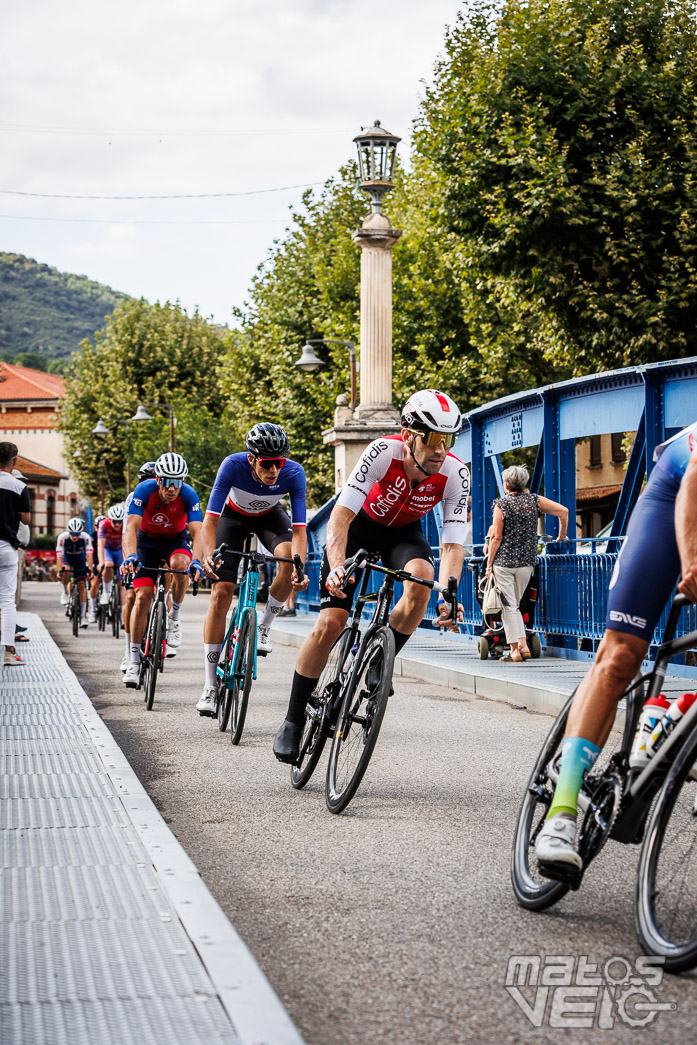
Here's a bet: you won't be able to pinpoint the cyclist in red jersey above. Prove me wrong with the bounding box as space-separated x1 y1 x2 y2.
273 389 470 763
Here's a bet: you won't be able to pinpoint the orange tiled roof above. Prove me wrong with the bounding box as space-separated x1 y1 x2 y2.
15 454 66 481
0 362 65 402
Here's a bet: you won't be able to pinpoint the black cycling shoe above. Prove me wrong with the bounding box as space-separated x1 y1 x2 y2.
273 719 303 764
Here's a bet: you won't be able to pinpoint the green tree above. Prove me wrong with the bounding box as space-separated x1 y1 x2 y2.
60 298 236 500
416 0 697 372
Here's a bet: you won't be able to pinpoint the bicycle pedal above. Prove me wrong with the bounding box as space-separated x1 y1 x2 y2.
257 648 269 657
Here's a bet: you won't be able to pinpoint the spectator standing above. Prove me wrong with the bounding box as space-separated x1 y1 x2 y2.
485 465 568 662
0 442 31 665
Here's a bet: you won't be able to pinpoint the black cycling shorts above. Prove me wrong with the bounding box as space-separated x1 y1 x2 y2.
319 510 435 612
214 504 293 584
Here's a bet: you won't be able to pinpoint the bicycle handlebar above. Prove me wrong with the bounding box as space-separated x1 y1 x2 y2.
340 550 459 623
210 542 305 583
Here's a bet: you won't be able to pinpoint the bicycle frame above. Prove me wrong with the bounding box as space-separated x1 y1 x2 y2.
217 546 261 690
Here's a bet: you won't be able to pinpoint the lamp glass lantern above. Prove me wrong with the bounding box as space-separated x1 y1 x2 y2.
353 119 401 213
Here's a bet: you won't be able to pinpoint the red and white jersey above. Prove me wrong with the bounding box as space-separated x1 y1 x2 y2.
337 435 470 543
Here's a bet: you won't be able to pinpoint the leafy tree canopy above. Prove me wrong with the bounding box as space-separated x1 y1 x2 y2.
60 298 242 503
416 0 697 371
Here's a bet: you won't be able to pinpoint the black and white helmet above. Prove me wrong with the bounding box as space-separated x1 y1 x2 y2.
245 423 290 458
138 460 157 482
154 452 187 479
107 504 125 522
401 389 462 435
67 517 84 534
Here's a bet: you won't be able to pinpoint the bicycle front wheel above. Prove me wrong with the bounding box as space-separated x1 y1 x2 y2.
291 628 352 791
325 627 395 814
230 608 255 745
143 602 165 711
71 596 79 637
511 695 573 911
111 587 120 639
636 723 697 971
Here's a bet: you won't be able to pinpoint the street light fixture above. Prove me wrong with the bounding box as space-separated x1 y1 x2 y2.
353 119 401 214
92 419 109 436
294 339 358 412
132 402 176 452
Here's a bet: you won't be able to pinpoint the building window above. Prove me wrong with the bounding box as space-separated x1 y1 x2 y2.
46 495 55 536
611 432 626 464
590 435 602 468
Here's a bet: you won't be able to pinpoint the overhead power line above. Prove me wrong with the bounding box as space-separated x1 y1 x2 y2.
0 181 323 200
0 122 353 138
0 213 286 226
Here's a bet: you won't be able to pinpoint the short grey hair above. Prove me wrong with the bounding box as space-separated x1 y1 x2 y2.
502 465 529 492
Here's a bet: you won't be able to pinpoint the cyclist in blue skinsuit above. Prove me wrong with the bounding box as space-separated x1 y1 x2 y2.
536 421 697 871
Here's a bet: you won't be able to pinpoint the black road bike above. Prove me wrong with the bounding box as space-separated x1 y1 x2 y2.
138 564 197 711
291 549 458 815
211 540 304 744
512 593 697 972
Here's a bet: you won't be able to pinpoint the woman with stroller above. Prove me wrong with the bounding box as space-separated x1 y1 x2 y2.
485 465 568 661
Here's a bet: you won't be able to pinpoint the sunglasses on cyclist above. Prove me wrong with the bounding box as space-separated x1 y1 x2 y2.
255 457 285 470
158 477 183 489
408 429 457 450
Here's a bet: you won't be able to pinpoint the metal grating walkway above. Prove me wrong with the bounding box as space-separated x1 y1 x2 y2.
1 615 304 1045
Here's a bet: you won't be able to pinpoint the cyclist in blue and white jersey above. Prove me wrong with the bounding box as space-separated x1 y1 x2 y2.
536 421 697 872
56 518 94 628
198 423 309 716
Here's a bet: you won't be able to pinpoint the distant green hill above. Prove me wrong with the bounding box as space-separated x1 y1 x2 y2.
0 253 130 364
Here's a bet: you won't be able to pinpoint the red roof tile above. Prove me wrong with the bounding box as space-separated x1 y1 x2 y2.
0 362 65 402
15 454 66 481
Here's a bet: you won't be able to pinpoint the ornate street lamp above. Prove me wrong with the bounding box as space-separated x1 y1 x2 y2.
132 402 176 452
353 119 401 213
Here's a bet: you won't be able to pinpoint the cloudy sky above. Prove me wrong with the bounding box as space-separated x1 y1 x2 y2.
1 0 462 327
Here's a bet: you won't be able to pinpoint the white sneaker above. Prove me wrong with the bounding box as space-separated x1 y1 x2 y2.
60 592 69 606
120 655 129 672
88 610 97 624
535 813 582 871
123 662 140 688
165 643 177 658
167 616 182 648
196 686 217 717
257 626 273 655
99 591 110 606
80 618 89 629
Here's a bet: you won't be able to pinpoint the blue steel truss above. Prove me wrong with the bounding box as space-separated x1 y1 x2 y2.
300 357 697 662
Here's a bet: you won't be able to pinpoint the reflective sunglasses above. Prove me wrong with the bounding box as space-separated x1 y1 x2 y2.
255 457 285 470
159 477 183 489
408 428 457 450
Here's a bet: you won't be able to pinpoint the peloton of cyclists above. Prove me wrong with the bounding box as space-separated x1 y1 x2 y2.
272 389 469 764
121 452 204 687
56 518 94 628
198 423 309 717
535 420 697 873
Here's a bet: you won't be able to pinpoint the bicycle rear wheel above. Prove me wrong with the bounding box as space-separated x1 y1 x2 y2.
511 695 573 910
636 723 697 971
291 628 352 791
325 627 395 814
216 624 236 733
143 602 165 711
230 608 255 746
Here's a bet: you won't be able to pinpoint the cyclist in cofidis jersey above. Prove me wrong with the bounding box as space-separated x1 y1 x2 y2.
122 453 204 688
273 389 470 764
119 461 157 673
536 421 697 873
198 423 309 717
56 518 94 628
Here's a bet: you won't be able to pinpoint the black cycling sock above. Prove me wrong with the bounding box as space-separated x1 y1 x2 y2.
389 626 411 656
287 671 320 726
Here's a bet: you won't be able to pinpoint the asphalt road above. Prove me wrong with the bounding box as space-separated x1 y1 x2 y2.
24 581 697 1045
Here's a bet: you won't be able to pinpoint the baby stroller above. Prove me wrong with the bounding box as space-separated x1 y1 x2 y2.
469 560 542 660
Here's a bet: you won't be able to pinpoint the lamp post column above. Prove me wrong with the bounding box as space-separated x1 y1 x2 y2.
352 213 401 420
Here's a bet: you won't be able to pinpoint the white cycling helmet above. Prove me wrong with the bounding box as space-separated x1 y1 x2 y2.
67 517 84 534
107 504 125 522
401 389 462 435
154 452 187 479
